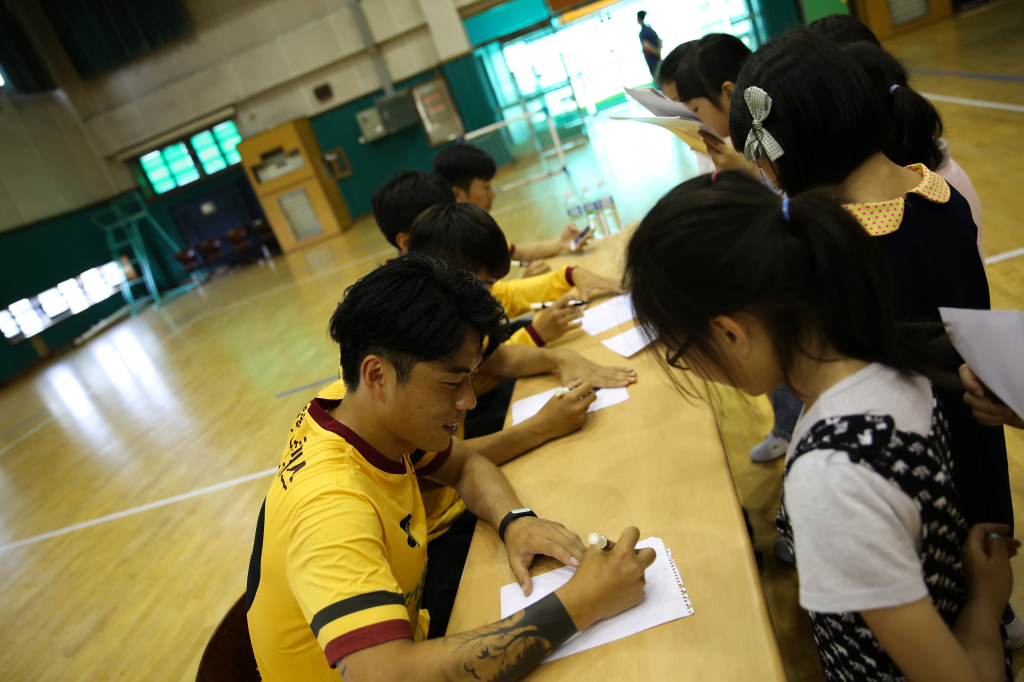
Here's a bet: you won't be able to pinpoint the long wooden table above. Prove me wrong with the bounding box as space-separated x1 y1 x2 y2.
446 231 788 680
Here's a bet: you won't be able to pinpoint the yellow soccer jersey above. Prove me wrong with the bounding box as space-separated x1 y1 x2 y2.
246 380 453 681
491 265 575 319
329 372 468 541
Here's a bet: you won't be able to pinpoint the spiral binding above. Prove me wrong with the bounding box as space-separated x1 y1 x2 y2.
664 545 695 615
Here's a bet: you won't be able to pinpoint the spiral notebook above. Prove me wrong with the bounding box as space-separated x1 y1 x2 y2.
499 537 694 662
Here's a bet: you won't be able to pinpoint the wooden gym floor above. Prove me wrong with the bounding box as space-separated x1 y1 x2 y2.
0 3 1022 679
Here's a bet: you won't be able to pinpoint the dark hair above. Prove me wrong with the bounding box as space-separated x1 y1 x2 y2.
658 41 696 87
808 13 881 47
432 145 497 192
408 203 511 280
637 10 647 21
843 41 944 171
674 33 751 107
625 171 951 398
729 30 886 196
371 170 455 247
330 254 509 390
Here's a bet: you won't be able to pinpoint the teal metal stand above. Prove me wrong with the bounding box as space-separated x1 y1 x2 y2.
91 192 200 315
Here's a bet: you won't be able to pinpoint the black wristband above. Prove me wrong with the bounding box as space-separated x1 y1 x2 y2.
498 509 537 542
522 592 578 646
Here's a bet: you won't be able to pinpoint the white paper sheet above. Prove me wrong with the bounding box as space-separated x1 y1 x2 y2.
510 386 629 426
940 307 1024 420
580 294 636 336
623 86 705 121
500 537 694 662
601 326 655 358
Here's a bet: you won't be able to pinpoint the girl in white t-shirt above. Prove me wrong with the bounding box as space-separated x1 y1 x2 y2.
625 170 1017 682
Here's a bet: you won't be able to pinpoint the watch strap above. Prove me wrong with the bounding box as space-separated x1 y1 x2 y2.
498 508 537 542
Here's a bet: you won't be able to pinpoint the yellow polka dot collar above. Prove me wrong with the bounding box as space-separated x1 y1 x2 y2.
844 163 950 236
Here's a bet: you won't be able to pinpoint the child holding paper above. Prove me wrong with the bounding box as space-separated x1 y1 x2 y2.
961 364 1024 430
626 171 1015 682
728 31 1012 554
672 33 758 176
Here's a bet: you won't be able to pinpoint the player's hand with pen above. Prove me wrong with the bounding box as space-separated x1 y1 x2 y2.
555 527 657 630
524 261 552 277
570 267 624 303
553 349 637 388
532 292 587 343
525 380 596 443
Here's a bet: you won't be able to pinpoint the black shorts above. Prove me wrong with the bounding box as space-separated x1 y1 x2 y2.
422 510 478 638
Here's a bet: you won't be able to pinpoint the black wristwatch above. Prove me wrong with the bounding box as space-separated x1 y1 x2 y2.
498 508 537 542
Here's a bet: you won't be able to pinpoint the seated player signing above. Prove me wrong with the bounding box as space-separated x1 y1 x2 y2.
372 170 624 348
432 145 592 275
246 254 655 682
406 201 637 441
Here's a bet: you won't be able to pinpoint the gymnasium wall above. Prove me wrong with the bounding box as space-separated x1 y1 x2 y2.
2 0 477 234
0 89 136 232
309 52 501 216
0 49 498 383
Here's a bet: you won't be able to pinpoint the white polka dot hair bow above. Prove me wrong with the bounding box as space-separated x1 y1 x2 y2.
743 87 784 163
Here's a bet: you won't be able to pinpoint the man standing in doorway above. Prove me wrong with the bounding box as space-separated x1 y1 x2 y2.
637 10 662 78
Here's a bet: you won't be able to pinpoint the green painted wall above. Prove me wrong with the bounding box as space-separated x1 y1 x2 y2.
310 53 503 217
800 0 850 23
753 0 805 37
0 166 248 382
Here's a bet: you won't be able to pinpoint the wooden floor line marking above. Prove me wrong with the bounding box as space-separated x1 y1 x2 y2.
0 413 60 459
0 467 278 553
275 376 336 399
913 68 1024 82
160 247 394 343
0 407 50 441
921 92 1024 113
985 246 1024 265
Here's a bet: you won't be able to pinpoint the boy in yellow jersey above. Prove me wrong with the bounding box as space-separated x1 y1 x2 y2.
246 254 655 682
371 170 623 348
432 144 590 276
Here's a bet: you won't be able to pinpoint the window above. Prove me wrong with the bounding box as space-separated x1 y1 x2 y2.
3 261 124 344
138 120 243 196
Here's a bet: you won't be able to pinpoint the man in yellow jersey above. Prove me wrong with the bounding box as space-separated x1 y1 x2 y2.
246 255 655 682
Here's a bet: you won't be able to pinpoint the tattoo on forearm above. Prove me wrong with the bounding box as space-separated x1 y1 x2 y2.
442 593 577 682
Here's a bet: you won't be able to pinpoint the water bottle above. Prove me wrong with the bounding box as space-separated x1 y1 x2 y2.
564 190 586 231
596 181 622 234
580 186 607 237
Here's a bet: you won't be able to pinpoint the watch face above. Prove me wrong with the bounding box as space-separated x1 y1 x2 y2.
511 508 532 515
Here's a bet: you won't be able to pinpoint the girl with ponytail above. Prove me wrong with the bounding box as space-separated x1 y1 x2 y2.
842 41 985 259
728 32 1010 565
626 171 1015 682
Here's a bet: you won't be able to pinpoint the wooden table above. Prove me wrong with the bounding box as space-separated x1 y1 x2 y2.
446 231 788 680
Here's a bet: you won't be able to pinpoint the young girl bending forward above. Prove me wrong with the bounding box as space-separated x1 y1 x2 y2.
626 171 1016 682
